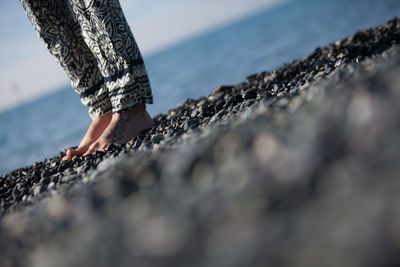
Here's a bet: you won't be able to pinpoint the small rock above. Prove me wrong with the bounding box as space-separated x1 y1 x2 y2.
243 88 258 100
214 101 225 112
12 188 22 202
50 175 59 183
152 135 164 144
184 118 201 130
134 139 143 149
40 176 50 185
273 84 280 93
33 184 47 195
225 97 237 108
335 60 342 68
314 71 325 80
61 175 76 184
200 104 215 117
47 182 56 190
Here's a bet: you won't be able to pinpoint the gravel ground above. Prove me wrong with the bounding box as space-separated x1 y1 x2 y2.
1 18 400 267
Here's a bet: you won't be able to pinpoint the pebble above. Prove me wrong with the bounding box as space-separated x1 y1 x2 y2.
152 135 165 144
244 89 258 100
314 71 325 80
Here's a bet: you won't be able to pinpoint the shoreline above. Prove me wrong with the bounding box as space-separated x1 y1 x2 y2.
1 17 400 267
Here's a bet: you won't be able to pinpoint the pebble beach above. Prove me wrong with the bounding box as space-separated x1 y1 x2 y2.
1 17 400 267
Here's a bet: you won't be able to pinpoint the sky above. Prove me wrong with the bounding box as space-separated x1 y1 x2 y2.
0 0 285 113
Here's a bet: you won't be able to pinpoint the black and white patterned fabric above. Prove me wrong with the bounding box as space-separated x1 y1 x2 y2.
19 0 153 119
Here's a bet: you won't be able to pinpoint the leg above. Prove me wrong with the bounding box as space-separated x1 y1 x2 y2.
70 0 153 109
19 0 118 159
19 0 113 118
70 0 154 154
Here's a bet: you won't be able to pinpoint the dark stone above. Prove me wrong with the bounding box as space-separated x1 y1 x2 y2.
214 101 225 112
184 118 201 130
134 139 143 149
152 135 164 144
42 167 57 178
58 159 74 172
94 150 106 157
225 96 237 108
244 88 258 100
12 188 21 202
200 104 215 118
215 109 228 119
40 176 50 185
51 175 59 184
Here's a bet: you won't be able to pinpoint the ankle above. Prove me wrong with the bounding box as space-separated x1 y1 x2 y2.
113 104 147 120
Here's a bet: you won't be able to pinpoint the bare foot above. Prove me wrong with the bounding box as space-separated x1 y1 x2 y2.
83 104 154 155
62 112 113 161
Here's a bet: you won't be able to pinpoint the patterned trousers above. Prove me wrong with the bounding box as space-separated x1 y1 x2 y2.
19 0 153 119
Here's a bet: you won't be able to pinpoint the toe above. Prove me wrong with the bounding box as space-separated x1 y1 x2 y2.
66 149 75 158
83 139 111 156
61 147 87 162
68 147 85 157
83 143 99 156
61 155 71 162
83 148 94 156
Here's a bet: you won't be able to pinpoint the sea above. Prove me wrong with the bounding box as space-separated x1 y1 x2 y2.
0 0 399 175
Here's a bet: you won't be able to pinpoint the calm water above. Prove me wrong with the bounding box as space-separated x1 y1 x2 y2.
0 0 399 175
